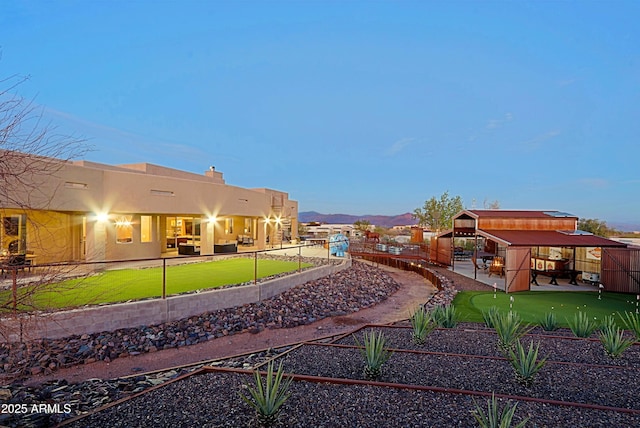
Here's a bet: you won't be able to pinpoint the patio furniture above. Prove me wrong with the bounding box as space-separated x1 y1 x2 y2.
7 240 19 254
178 243 200 255
471 257 487 271
214 243 237 253
237 235 254 246
454 247 472 260
1 254 27 277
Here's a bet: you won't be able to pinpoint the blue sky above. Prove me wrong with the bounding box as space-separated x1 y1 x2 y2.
2 1 639 226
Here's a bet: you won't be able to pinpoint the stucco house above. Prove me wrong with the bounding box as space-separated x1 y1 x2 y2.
0 152 298 263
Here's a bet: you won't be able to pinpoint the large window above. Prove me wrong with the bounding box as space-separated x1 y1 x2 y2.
115 216 133 244
141 215 152 243
165 216 201 249
225 218 233 234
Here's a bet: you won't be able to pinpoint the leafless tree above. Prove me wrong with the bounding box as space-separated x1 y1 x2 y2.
483 199 501 209
1 70 89 343
1 73 88 210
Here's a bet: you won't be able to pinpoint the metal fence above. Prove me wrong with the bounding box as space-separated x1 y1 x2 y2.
0 245 330 313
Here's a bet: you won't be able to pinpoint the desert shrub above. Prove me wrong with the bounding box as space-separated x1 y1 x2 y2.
566 311 598 338
473 393 528 428
354 330 393 380
508 339 547 387
239 361 292 427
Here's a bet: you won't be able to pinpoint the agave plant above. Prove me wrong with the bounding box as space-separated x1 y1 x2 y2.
493 311 530 355
538 312 559 332
354 330 393 380
410 306 435 345
566 311 598 338
621 312 640 340
508 339 547 388
431 304 460 328
473 393 528 428
599 325 635 358
482 306 501 329
599 315 617 332
239 361 293 427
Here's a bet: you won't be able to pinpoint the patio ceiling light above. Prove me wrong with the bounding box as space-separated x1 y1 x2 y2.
96 213 109 223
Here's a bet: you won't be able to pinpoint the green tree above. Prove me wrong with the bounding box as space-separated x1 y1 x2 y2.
578 218 618 237
413 191 463 232
353 219 371 233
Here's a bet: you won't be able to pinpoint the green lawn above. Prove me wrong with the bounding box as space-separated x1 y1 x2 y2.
453 290 639 328
2 258 312 311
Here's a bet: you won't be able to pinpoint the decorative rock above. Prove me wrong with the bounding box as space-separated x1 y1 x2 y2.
0 388 11 400
0 259 403 387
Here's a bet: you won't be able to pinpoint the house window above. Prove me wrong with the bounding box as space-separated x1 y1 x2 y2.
2 215 26 254
141 215 152 243
244 218 251 234
2 217 19 236
115 216 133 244
225 218 233 234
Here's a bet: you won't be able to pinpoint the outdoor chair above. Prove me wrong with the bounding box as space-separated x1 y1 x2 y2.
1 254 26 277
7 240 19 254
471 257 487 271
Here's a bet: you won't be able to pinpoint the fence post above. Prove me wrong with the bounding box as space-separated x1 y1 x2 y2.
298 246 301 272
162 258 166 299
327 239 330 261
12 268 17 314
254 251 258 285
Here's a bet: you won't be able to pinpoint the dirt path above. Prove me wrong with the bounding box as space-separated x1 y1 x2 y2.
27 265 435 386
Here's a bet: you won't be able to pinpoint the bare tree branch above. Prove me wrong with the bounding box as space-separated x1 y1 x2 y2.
1 73 89 210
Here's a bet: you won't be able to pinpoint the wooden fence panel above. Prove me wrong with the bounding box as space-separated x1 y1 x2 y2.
602 248 640 294
506 247 531 293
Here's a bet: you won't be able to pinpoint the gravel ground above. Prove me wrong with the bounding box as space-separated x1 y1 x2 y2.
4 263 639 427
335 326 640 367
66 325 640 428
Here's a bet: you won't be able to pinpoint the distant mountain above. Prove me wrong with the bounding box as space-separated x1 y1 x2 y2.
609 222 640 233
298 211 416 228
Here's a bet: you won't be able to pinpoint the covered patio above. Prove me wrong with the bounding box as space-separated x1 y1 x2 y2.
450 258 600 292
436 210 630 293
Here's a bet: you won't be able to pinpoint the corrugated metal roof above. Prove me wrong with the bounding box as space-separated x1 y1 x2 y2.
467 210 578 219
478 229 627 247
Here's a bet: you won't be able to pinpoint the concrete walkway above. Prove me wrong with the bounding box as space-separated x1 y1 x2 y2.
450 259 599 292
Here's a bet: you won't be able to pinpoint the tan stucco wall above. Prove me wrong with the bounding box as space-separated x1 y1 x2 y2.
0 209 75 264
2 158 298 262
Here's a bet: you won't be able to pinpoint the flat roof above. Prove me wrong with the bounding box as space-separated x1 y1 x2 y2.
478 229 628 248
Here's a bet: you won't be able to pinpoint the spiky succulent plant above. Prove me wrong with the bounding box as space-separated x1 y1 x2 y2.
354 330 393 380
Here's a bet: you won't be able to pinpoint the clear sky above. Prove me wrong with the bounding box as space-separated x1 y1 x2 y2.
2 1 639 226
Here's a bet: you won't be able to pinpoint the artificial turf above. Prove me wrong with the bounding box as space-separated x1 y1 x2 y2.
2 258 312 311
453 290 639 328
